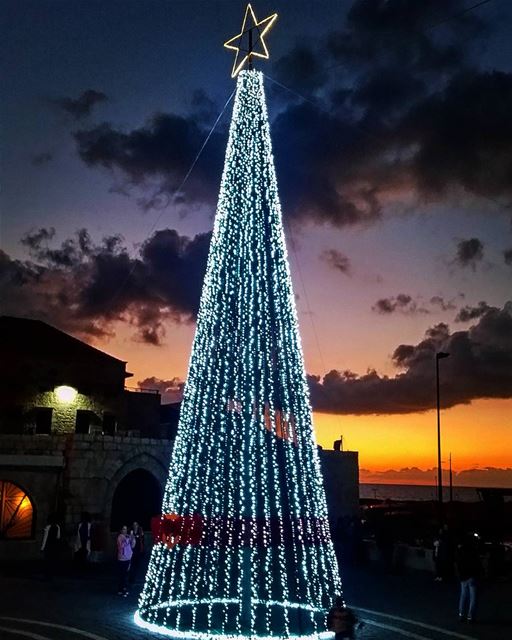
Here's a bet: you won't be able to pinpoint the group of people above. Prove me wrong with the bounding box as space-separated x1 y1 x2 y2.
42 512 488 630
40 512 145 595
72 514 146 595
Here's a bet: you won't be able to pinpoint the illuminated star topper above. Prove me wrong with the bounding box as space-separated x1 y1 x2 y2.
224 3 278 78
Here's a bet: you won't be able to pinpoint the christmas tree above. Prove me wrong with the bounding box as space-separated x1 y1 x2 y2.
136 7 343 639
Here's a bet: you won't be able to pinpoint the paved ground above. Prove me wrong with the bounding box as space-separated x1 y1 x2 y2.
0 562 510 640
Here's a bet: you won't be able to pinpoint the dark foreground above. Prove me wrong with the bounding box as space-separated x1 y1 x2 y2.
0 562 510 640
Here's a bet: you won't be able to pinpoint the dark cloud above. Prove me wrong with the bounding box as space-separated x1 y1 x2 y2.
328 0 485 73
430 295 458 312
372 294 429 315
31 152 54 166
1 227 210 345
273 68 512 226
351 68 426 114
321 249 351 275
455 301 493 323
504 248 512 265
21 227 56 250
68 3 512 230
400 72 512 199
272 101 385 226
309 302 512 414
53 89 107 119
21 227 92 267
138 376 185 404
274 44 329 93
74 112 225 209
454 238 484 269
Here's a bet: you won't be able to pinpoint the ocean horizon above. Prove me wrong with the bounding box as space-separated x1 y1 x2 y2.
359 482 511 502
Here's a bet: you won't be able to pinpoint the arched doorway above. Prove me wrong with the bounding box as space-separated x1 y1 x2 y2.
110 469 162 532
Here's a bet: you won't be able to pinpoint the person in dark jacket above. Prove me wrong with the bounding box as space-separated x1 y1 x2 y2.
41 513 61 578
129 521 144 585
434 524 454 582
327 596 361 640
75 512 91 567
455 534 482 622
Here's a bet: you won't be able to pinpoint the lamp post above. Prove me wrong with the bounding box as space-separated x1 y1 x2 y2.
436 352 450 518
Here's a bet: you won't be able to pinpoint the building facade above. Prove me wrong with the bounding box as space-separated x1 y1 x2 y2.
0 316 358 560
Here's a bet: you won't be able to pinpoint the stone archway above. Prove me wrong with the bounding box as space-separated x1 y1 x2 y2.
103 452 167 527
110 468 162 532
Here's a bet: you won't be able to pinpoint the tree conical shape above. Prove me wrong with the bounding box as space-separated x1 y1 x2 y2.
136 70 343 639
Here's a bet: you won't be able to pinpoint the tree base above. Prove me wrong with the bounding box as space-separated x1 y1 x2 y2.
135 599 332 639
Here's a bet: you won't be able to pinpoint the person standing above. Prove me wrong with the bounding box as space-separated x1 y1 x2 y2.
434 524 454 582
456 534 482 622
41 513 61 579
129 521 144 585
327 596 361 640
75 512 91 567
117 525 135 596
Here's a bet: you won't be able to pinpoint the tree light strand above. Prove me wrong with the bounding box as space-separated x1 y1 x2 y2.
136 70 343 639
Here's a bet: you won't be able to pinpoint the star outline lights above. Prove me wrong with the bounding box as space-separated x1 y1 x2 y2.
224 3 278 78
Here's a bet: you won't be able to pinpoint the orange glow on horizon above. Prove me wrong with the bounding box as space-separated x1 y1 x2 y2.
86 323 512 487
313 398 512 486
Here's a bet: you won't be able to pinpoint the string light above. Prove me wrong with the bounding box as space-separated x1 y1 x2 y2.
136 69 343 639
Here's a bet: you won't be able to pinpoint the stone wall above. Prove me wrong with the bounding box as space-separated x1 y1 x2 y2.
0 433 172 560
24 390 114 434
0 435 360 562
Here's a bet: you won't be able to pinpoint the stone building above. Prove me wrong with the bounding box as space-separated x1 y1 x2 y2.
0 316 173 559
0 316 358 561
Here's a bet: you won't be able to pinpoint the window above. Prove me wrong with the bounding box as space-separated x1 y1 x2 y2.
0 481 34 539
0 406 23 434
102 412 116 436
75 410 91 435
34 407 52 435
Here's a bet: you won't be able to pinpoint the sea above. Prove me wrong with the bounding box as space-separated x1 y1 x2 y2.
359 483 485 503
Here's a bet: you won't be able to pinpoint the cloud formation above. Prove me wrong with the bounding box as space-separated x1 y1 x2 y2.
137 376 185 404
309 302 512 414
74 111 225 210
454 238 484 269
455 301 492 323
68 1 512 229
53 89 107 119
359 466 512 488
430 295 459 312
1 227 210 344
372 293 429 315
321 249 352 275
274 44 329 93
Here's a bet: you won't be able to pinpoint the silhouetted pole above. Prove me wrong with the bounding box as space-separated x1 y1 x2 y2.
436 352 450 519
449 452 453 503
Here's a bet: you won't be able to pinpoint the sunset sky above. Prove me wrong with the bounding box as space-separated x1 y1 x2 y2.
2 0 512 486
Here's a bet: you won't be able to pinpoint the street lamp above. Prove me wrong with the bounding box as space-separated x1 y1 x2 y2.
436 352 450 518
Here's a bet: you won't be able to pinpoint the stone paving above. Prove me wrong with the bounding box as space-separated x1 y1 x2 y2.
0 562 510 640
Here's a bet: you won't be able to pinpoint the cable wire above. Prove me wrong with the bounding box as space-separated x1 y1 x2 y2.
108 87 236 308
